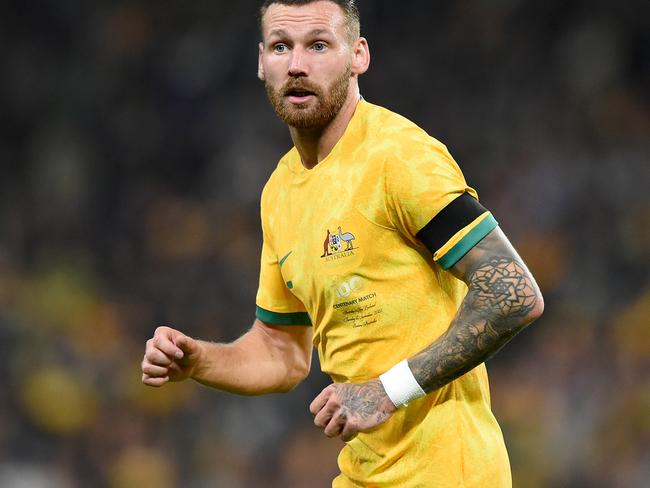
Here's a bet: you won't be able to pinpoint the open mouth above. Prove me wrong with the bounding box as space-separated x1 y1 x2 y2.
287 89 314 96
285 88 316 102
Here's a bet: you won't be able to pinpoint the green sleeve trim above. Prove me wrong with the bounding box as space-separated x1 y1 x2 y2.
255 306 312 326
438 214 499 270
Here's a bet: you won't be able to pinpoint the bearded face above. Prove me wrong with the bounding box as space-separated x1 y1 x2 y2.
265 63 352 129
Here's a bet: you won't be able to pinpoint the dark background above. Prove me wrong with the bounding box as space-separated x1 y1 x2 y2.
0 1 648 487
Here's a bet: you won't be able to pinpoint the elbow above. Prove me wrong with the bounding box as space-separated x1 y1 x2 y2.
274 359 311 394
523 290 544 327
534 291 545 319
233 363 311 396
275 374 308 393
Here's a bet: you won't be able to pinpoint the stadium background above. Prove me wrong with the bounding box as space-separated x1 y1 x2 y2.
0 0 648 486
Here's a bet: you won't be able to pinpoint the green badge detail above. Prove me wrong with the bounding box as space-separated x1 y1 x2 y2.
286 281 293 289
279 251 293 268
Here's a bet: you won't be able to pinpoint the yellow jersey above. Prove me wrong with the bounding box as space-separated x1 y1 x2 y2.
255 99 511 487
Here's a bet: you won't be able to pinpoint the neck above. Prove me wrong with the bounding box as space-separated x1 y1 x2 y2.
289 85 360 169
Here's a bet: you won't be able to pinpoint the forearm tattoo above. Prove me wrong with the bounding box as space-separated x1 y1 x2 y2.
409 254 540 393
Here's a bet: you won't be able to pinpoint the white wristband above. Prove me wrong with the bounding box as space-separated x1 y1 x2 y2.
379 359 426 408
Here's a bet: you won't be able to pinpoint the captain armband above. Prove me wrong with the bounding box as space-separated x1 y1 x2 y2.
416 192 497 270
379 359 426 408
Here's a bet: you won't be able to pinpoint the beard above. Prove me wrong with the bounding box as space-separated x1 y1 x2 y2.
265 65 352 129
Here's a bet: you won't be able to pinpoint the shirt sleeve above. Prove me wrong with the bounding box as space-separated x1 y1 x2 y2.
255 195 311 326
384 135 498 269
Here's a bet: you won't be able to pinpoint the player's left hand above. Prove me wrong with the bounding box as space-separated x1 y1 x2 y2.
309 380 397 441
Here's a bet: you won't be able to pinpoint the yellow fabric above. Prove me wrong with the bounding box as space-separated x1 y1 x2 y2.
256 100 511 487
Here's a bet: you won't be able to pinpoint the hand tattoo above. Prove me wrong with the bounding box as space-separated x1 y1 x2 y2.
311 380 396 441
337 380 395 425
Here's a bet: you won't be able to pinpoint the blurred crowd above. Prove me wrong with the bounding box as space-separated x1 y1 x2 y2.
0 0 648 487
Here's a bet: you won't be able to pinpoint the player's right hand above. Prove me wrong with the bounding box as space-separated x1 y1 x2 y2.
141 326 202 387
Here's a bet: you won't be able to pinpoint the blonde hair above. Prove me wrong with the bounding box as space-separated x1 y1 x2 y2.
259 0 361 44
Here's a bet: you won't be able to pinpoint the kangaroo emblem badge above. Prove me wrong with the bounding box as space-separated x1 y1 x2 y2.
321 226 356 259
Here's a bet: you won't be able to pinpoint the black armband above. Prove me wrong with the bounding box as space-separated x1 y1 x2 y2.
416 192 489 255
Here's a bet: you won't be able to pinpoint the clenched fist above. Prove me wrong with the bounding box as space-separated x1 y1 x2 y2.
141 326 202 387
309 380 397 442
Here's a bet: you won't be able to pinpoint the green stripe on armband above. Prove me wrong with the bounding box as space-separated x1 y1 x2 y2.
438 214 499 270
255 306 312 326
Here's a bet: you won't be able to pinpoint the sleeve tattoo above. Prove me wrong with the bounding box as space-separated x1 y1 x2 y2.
409 239 541 393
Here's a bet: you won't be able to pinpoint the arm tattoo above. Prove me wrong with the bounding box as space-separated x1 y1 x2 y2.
472 258 538 319
409 255 539 393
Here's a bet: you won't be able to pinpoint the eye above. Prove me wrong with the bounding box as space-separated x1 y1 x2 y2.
273 43 288 54
312 42 328 52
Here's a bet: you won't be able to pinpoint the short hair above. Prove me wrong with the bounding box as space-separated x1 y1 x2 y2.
259 0 361 43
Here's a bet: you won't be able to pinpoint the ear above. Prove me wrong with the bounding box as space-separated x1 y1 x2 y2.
351 37 370 76
258 42 265 81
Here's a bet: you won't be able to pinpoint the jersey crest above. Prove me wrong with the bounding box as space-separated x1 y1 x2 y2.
321 226 357 258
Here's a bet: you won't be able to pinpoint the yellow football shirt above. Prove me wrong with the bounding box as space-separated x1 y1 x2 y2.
256 99 511 487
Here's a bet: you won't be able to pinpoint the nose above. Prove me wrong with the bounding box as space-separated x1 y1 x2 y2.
288 47 308 77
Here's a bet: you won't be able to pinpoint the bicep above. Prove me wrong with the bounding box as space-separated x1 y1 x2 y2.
413 189 542 317
447 226 544 319
447 226 521 281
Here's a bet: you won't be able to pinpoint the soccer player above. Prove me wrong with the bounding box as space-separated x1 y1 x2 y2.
141 1 544 486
